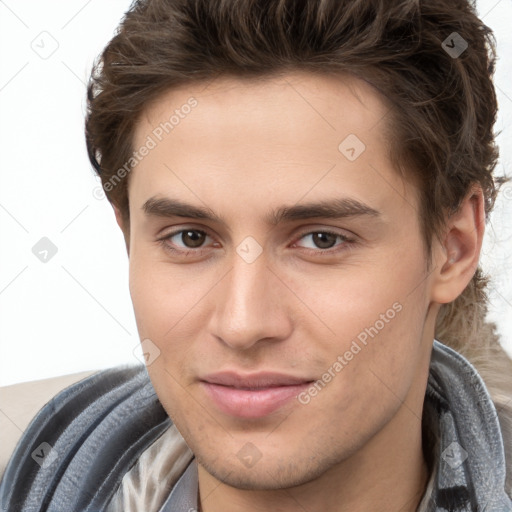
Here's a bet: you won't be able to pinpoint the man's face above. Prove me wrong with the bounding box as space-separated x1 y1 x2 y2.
127 72 436 490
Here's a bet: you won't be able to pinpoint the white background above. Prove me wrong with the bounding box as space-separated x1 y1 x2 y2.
0 0 511 386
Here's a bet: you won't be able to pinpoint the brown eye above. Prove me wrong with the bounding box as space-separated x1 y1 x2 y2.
296 231 347 251
310 232 338 249
180 230 206 248
159 229 213 254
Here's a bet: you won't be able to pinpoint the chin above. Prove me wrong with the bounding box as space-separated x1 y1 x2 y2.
197 449 337 491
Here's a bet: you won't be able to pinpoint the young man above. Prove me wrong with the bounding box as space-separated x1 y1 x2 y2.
1 0 511 510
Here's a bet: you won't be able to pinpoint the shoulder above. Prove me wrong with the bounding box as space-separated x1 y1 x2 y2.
0 370 98 477
0 365 171 512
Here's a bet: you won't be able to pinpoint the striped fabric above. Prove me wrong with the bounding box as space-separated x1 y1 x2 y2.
0 365 170 511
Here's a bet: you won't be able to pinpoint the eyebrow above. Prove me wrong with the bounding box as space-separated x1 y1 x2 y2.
142 196 381 226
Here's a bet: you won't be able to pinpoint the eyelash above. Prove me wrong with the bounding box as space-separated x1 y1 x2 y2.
157 227 355 258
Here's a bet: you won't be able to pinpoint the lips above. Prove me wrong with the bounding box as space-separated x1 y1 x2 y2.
200 371 313 418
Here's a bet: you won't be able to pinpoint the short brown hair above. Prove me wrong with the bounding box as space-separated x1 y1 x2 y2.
85 0 509 368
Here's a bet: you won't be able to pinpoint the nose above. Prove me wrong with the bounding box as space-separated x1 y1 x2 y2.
208 249 293 351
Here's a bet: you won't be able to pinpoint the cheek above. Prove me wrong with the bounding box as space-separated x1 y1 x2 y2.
128 251 224 393
289 245 429 400
128 257 205 419
288 244 427 343
129 252 207 338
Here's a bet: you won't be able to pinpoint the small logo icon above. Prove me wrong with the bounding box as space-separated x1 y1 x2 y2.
236 236 263 264
30 31 59 60
441 441 468 469
133 338 161 366
31 442 58 469
32 237 58 263
92 186 106 200
236 442 262 468
338 134 366 162
442 32 468 59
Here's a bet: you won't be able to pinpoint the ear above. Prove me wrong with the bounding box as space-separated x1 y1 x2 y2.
113 204 130 256
430 186 485 304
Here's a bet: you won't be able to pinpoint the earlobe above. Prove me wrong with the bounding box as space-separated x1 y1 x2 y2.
430 186 485 304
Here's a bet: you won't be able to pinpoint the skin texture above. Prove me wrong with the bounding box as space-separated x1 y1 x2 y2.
116 72 484 511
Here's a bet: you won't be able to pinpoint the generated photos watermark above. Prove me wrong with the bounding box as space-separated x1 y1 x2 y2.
93 97 198 199
297 301 403 405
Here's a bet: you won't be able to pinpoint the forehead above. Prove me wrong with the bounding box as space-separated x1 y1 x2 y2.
129 71 416 219
134 71 392 151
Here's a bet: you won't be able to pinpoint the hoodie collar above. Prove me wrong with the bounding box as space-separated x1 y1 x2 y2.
417 339 511 510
